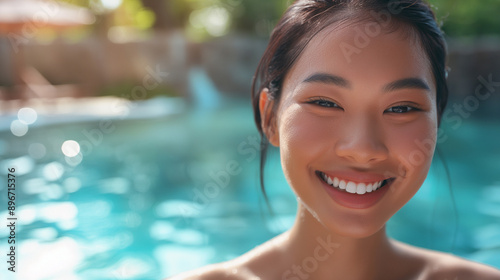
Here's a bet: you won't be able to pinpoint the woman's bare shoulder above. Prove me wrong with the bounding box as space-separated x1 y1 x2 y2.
426 253 500 280
164 252 274 280
165 233 287 280
164 262 253 280
393 240 500 280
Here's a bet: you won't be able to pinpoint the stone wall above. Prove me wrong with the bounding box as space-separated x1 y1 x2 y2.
446 38 500 119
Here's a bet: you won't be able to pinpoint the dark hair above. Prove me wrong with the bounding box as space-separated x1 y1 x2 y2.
251 0 448 202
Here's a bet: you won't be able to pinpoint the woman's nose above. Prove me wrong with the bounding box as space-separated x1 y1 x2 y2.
334 117 389 164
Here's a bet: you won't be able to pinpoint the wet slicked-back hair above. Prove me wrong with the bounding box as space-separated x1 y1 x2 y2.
251 0 448 202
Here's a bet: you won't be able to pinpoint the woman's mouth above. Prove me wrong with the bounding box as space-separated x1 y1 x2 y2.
316 171 394 195
316 170 396 209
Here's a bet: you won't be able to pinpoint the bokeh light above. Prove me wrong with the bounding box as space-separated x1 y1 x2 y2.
189 6 231 37
10 120 28 137
101 0 122 10
39 202 78 223
18 237 82 280
3 156 35 176
43 162 65 181
63 177 82 193
61 140 81 157
18 107 38 125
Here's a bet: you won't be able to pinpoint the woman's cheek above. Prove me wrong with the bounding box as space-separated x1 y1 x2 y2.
279 107 332 180
388 117 437 181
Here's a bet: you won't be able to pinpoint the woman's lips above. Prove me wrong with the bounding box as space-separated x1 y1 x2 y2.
316 170 395 209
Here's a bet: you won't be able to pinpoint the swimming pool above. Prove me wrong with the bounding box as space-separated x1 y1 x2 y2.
0 98 499 279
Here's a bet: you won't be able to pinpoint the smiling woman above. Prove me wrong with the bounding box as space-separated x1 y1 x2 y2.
167 0 500 279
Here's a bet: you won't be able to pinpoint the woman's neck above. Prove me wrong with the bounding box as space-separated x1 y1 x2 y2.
281 203 396 280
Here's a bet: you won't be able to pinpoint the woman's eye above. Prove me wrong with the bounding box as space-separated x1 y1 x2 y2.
386 106 418 114
307 98 341 108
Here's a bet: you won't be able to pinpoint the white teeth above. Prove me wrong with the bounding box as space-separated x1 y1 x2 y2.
346 182 356 194
333 177 339 187
356 183 366 195
339 180 346 190
321 172 386 195
327 176 333 185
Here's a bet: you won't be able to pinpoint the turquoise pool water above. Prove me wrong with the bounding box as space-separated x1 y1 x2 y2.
0 99 499 279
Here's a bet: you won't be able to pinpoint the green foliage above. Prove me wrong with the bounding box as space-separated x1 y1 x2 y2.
117 0 155 30
180 0 500 38
58 0 500 37
429 0 500 37
230 0 289 34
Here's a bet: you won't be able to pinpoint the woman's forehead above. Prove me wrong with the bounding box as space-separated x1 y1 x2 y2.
283 20 434 94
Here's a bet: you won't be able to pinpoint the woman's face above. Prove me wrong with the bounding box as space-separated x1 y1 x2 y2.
265 22 438 238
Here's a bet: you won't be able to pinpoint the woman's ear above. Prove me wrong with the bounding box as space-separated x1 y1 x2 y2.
259 89 279 147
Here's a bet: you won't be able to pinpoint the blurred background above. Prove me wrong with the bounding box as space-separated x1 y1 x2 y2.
0 0 499 279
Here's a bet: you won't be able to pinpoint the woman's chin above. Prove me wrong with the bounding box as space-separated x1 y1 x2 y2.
316 212 387 239
299 197 389 239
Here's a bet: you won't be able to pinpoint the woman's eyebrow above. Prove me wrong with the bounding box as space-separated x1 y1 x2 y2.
302 73 431 93
302 73 351 88
382 77 431 92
